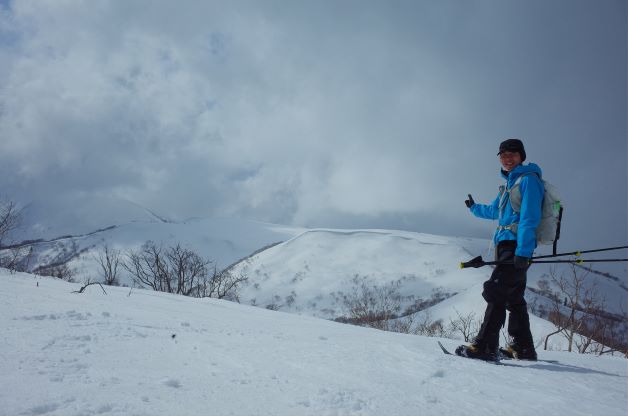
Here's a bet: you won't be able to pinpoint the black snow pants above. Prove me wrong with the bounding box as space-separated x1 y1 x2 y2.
474 240 534 350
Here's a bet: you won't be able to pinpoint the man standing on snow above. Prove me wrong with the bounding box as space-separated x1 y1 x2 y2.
456 139 543 361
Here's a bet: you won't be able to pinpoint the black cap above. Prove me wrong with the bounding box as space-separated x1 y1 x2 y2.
497 138 526 161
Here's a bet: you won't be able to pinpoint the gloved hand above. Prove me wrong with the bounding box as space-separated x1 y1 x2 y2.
465 194 475 208
513 255 530 269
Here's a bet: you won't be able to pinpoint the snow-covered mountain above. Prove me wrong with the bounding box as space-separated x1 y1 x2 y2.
2 269 626 416
233 229 488 317
3 200 626 351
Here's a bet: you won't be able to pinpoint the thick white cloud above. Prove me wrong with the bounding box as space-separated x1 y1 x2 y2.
0 0 626 256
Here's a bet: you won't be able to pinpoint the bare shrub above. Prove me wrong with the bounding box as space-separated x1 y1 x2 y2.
124 241 247 300
194 265 248 301
542 264 627 355
124 242 170 292
336 276 459 337
35 263 76 282
285 291 297 307
448 309 480 342
73 278 107 294
403 287 456 316
0 199 22 247
413 311 452 338
96 245 121 286
0 246 33 273
124 241 209 295
341 276 402 329
0 199 32 273
388 315 416 334
166 243 209 296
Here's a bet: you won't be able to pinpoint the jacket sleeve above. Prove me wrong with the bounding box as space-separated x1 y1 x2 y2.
516 174 544 257
469 193 500 220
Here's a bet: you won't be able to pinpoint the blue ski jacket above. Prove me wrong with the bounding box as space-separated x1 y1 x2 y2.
470 163 544 258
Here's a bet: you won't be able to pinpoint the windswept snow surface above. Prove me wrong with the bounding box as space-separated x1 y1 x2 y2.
2 270 627 416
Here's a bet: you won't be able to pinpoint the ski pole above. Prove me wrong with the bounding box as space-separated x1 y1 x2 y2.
531 245 628 260
530 258 628 264
459 255 628 268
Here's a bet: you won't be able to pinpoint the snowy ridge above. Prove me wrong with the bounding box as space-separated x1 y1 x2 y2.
2 269 626 416
234 229 488 318
16 196 167 241
2 217 302 279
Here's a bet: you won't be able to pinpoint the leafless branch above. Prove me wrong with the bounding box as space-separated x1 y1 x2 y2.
73 279 107 295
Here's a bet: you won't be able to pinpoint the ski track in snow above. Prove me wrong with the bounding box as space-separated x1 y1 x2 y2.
2 270 627 416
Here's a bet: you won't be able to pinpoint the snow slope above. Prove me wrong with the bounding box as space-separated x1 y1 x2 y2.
2 269 627 416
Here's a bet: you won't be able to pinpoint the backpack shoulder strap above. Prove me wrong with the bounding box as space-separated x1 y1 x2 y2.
508 172 542 213
512 171 541 188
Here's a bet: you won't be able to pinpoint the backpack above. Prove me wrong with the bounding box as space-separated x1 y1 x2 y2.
501 172 563 252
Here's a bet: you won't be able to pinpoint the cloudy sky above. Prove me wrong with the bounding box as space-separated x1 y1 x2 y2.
0 0 626 257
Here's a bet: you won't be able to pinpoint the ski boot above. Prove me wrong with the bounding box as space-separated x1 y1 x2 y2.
499 341 537 361
455 343 499 362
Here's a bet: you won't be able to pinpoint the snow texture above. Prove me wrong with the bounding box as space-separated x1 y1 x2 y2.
2 269 627 416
